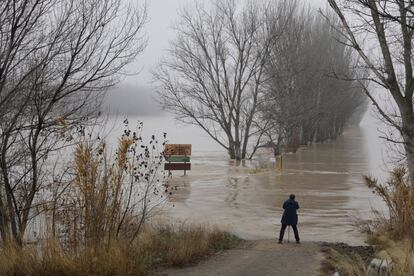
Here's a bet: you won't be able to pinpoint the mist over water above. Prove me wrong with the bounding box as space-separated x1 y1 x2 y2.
103 109 389 245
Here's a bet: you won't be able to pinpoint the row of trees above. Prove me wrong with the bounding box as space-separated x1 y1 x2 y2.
261 5 368 155
155 0 368 160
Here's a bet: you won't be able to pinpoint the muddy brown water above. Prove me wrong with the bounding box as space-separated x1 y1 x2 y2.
121 114 388 245
25 114 390 245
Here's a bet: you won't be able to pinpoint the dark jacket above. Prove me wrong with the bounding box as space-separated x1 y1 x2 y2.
281 199 300 225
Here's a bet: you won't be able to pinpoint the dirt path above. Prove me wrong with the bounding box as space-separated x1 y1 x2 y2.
158 240 324 276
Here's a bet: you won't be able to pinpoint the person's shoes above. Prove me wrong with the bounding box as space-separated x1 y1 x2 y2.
278 240 282 244
296 240 300 244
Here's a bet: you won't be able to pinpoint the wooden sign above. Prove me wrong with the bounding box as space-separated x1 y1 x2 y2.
164 163 191 171
164 144 192 175
165 156 190 162
165 144 192 156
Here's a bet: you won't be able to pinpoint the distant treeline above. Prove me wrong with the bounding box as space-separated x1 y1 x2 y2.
155 0 368 159
261 5 368 154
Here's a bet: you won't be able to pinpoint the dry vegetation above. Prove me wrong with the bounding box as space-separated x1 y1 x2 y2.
0 126 241 275
363 167 414 241
366 235 414 276
363 168 414 275
0 224 241 276
323 167 414 275
321 246 367 276
41 123 169 252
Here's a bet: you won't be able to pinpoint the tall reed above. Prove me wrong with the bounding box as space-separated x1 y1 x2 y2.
364 166 414 241
362 166 414 275
44 121 168 252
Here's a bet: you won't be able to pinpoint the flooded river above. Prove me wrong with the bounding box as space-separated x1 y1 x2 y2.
107 113 389 245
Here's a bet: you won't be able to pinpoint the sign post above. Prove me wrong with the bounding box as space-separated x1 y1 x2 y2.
164 144 192 176
276 155 283 171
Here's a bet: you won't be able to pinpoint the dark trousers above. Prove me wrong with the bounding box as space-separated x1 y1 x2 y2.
279 224 300 242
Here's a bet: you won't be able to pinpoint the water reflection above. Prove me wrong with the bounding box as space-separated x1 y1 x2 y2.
166 177 191 203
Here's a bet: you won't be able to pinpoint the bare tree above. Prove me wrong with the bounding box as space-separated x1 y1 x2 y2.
260 4 367 155
328 0 414 181
154 0 292 160
0 0 147 244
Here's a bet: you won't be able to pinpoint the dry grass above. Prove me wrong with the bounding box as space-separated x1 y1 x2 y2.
46 128 168 251
69 137 137 248
322 167 414 275
321 247 366 276
0 224 241 276
366 234 414 276
363 166 414 240
361 166 414 275
140 224 241 267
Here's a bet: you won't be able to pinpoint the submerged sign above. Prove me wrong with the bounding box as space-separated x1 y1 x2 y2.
165 156 190 162
164 144 192 156
164 163 191 171
164 144 192 175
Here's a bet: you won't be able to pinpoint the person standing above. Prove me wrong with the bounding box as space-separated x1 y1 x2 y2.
278 194 300 244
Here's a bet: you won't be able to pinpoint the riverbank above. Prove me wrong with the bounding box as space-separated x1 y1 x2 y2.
0 224 241 276
321 242 375 275
2 226 410 276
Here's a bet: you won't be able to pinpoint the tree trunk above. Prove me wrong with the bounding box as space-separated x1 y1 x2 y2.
228 141 236 160
402 122 414 182
405 142 414 182
234 141 243 161
401 102 414 183
0 199 7 242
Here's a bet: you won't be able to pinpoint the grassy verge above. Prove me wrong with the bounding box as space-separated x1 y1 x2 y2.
0 224 242 276
366 234 414 276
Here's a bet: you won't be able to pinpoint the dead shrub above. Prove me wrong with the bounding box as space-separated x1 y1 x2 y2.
364 166 414 241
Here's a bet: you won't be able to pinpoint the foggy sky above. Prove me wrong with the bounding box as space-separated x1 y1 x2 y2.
109 0 329 116
124 0 328 86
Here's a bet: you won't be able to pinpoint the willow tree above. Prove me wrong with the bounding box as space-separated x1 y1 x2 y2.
154 0 293 160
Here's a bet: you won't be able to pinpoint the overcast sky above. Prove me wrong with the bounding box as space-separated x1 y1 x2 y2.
124 0 328 87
